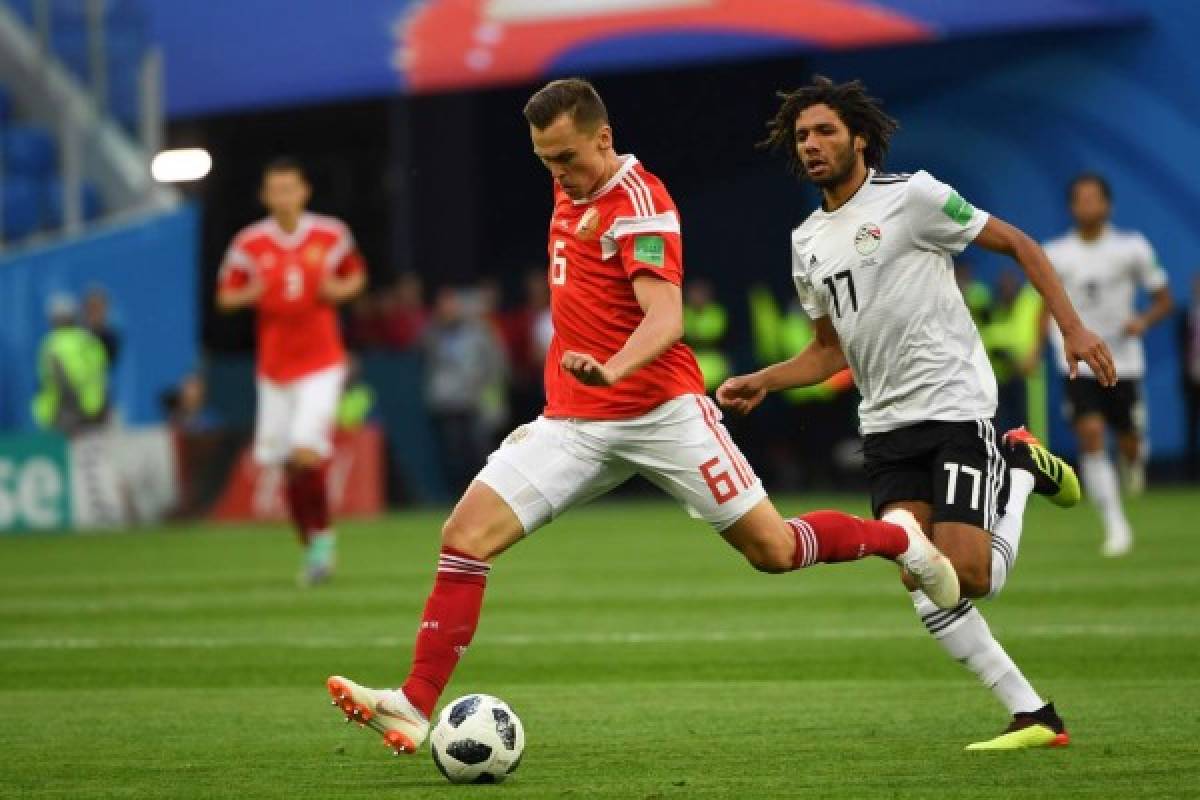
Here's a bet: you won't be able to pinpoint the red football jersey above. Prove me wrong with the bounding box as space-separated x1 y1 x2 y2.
218 212 363 383
543 156 704 419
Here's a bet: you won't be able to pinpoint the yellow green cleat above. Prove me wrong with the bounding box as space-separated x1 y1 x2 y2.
966 702 1070 751
1003 427 1081 508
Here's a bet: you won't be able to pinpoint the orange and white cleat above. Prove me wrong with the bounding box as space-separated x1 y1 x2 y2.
326 675 429 755
884 508 961 611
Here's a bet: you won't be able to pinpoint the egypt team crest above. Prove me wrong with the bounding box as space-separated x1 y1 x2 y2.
854 223 881 255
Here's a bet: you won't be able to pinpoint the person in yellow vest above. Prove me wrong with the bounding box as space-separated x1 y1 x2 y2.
955 260 993 330
748 285 852 402
336 355 375 430
31 294 109 436
683 278 731 391
745 285 855 490
980 270 1030 433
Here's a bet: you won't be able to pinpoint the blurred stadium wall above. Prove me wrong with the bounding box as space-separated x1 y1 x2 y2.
4 1 1199 527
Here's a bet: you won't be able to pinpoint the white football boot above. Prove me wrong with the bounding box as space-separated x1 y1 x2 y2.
884 508 961 610
327 675 429 755
1101 516 1134 558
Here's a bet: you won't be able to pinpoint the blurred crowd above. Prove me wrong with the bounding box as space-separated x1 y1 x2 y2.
342 270 551 495
28 266 1200 498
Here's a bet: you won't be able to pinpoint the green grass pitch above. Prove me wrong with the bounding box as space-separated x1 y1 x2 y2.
2 489 1198 798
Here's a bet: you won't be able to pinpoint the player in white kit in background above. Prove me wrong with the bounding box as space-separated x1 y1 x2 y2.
718 76 1116 749
1035 173 1174 557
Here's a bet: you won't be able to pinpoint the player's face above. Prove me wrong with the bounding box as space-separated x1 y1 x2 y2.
793 104 865 187
261 170 311 220
1069 180 1110 229
531 113 613 200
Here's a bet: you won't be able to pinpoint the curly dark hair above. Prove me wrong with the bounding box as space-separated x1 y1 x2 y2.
761 75 899 176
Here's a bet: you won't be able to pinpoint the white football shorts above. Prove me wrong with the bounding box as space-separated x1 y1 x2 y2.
253 363 346 465
477 394 766 533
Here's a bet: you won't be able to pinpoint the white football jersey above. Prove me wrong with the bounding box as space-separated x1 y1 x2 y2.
791 170 995 434
1042 226 1168 379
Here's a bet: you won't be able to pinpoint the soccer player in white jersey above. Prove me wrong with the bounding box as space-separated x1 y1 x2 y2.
719 76 1117 750
1036 173 1174 556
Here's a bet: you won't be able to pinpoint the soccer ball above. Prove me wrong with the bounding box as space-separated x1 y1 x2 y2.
430 694 525 784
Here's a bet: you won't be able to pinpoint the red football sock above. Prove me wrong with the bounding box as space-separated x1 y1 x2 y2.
401 547 490 719
283 469 311 545
299 463 330 533
788 511 908 568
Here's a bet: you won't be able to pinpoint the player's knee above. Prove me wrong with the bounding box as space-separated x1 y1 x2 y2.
1118 432 1140 459
289 448 323 469
740 540 793 574
440 515 495 562
956 560 992 599
1075 419 1105 453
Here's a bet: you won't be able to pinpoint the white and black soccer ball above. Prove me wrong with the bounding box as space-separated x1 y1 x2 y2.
430 694 525 784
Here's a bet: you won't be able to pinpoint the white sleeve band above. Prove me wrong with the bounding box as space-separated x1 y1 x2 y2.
600 211 680 260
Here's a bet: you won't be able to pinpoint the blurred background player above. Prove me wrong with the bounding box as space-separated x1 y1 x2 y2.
421 285 509 496
719 76 1114 749
1183 274 1200 480
326 78 959 756
216 158 366 584
1038 173 1174 556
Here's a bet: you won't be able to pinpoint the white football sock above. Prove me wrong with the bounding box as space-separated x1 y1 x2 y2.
911 590 1044 715
1080 451 1131 539
987 469 1035 599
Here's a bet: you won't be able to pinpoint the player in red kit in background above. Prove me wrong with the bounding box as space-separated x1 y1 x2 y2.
325 79 958 756
216 158 366 586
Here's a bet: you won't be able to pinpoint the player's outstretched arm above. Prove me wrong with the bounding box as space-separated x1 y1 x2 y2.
973 216 1117 386
716 316 847 415
1124 286 1174 337
1021 303 1052 377
561 275 684 387
215 276 264 312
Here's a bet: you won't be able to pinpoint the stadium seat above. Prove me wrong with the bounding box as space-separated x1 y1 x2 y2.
2 124 57 179
1 176 43 241
51 24 90 86
3 0 34 26
42 177 105 227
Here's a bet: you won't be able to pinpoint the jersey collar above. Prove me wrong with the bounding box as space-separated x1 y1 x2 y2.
571 154 638 205
1072 223 1111 245
816 168 875 216
266 212 314 247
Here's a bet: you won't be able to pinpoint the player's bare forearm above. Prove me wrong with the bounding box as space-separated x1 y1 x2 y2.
604 278 684 382
717 317 845 415
762 319 847 391
975 215 1116 384
974 217 1082 336
321 271 366 305
1131 287 1174 333
1022 303 1051 375
216 286 259 313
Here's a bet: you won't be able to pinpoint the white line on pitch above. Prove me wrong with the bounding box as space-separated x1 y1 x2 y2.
0 623 1191 650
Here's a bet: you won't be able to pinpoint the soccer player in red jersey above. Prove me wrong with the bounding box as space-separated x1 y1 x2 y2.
325 79 958 755
216 158 366 585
